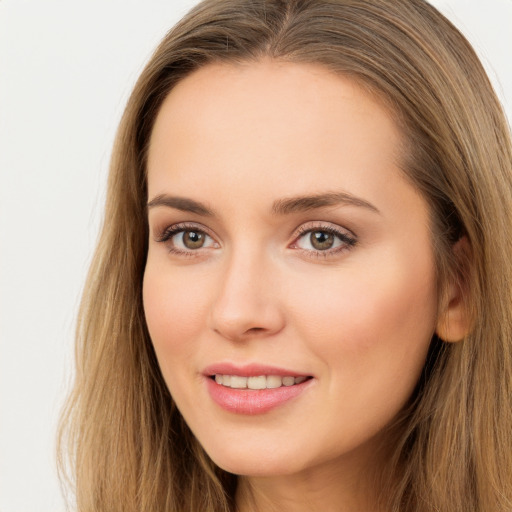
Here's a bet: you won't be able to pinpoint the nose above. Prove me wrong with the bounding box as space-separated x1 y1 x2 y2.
209 247 285 342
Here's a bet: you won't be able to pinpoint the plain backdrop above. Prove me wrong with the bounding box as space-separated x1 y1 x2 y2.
0 1 510 511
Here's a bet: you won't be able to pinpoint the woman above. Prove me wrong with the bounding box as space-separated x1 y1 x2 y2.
58 0 512 510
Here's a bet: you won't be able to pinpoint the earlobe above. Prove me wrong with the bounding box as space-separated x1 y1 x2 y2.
435 302 468 342
435 237 472 343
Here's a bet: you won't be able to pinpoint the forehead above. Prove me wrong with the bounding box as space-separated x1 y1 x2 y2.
149 60 400 150
146 60 415 218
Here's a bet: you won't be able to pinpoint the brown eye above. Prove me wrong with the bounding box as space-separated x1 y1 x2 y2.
293 225 356 254
159 226 217 252
310 231 334 250
182 230 206 249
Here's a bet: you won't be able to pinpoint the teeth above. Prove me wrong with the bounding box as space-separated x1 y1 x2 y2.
230 376 247 389
266 375 282 389
282 376 295 386
213 374 308 389
247 376 266 390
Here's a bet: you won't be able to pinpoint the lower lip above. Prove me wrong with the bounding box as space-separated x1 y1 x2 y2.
205 377 312 415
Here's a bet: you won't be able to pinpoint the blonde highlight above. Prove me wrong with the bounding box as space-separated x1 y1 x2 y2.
58 1 512 510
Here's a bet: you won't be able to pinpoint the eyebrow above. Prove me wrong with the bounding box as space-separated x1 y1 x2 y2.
146 191 380 217
271 192 380 215
147 194 214 216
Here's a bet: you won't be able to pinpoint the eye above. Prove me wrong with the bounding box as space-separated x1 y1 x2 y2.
173 230 214 250
292 224 356 254
304 231 337 251
156 223 218 254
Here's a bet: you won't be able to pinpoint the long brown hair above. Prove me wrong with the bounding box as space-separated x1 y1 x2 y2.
58 1 512 510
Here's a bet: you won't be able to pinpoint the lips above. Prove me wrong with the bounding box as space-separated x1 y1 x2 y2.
203 363 313 414
214 374 309 389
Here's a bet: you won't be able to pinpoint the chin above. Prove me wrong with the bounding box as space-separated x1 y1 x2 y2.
199 436 312 477
212 454 300 478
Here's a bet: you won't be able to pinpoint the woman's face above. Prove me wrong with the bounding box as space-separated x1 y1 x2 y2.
143 61 438 479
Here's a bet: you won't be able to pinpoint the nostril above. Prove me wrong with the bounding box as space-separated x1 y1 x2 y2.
247 327 265 333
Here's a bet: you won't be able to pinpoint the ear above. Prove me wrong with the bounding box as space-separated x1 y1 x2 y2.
435 236 472 343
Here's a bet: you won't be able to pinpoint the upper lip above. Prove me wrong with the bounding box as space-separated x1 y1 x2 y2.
202 362 311 378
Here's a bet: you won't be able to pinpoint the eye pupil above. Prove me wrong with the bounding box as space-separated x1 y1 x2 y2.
183 230 205 249
310 231 334 250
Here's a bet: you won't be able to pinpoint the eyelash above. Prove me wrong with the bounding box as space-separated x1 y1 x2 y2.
155 222 357 258
292 224 357 258
156 222 217 257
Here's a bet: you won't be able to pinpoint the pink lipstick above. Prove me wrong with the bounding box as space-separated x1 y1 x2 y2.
203 363 313 415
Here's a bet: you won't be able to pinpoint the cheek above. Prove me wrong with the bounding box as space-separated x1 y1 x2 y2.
290 253 438 399
142 262 209 368
295 265 436 342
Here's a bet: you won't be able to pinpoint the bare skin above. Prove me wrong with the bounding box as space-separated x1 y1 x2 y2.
143 60 449 511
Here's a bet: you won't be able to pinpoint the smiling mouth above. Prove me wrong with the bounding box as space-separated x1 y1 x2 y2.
211 374 311 390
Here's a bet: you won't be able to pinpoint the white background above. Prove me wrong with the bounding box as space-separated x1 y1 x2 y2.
0 1 510 511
